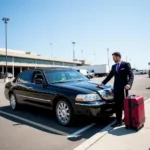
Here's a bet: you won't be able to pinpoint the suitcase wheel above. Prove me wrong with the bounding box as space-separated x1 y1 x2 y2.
136 128 139 131
137 125 144 131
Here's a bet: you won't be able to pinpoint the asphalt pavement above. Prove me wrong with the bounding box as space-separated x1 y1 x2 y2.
0 74 150 150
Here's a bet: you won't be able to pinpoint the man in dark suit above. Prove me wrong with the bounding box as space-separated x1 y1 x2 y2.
98 52 134 127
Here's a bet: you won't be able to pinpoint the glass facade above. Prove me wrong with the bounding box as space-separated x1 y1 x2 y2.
63 62 74 67
0 55 75 66
54 61 63 66
36 59 53 65
0 56 12 62
14 57 35 64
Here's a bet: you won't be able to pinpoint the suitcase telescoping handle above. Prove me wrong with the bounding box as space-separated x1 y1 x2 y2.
128 95 136 98
124 89 132 98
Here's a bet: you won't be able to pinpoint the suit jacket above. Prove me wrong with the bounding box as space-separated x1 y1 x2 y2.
102 61 134 92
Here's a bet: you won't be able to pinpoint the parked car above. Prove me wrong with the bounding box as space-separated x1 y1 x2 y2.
76 69 91 79
143 70 148 74
87 71 94 78
132 69 144 75
0 72 13 79
149 70 150 78
87 70 95 78
6 73 13 78
5 68 115 126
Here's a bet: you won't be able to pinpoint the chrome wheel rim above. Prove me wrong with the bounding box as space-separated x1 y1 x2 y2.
56 101 70 125
10 94 16 110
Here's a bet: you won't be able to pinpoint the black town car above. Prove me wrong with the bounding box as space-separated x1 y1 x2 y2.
5 68 115 126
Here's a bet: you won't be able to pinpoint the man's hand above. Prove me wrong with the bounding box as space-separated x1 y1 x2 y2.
125 84 130 90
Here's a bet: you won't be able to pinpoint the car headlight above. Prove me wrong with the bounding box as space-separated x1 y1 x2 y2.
99 89 114 100
75 94 101 102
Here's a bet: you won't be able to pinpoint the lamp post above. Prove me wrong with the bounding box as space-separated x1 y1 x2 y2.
107 48 110 71
126 56 128 62
81 49 83 60
72 42 75 66
93 51 96 65
2 17 9 81
49 43 52 57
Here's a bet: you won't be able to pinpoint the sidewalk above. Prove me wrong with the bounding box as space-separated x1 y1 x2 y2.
74 98 150 150
88 99 150 150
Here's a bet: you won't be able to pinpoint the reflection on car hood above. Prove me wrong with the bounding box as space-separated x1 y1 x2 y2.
53 80 113 93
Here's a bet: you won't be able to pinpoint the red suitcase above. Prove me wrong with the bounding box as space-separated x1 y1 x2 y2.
124 95 145 130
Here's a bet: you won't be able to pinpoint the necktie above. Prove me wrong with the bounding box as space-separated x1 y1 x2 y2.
116 63 119 73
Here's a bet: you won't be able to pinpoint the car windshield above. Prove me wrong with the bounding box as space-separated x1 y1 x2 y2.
44 69 89 83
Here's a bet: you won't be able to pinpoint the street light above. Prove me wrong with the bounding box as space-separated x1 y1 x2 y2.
81 49 83 60
107 48 110 71
49 43 52 57
126 56 128 62
72 42 75 60
72 42 75 66
93 51 96 65
2 17 10 79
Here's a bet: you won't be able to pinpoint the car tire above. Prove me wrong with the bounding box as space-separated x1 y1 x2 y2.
56 99 74 126
9 93 18 110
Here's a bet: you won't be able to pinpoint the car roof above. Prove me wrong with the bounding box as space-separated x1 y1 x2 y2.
27 67 73 71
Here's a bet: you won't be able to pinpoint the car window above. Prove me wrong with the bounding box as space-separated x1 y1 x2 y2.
68 71 82 79
17 71 33 83
45 69 88 83
32 71 44 83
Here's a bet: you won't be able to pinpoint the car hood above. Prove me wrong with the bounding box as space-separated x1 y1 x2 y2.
52 80 113 94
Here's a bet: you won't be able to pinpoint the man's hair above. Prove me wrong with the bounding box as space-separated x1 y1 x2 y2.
112 52 121 58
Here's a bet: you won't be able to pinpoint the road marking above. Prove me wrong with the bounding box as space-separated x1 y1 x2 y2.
0 110 68 136
144 97 147 100
73 121 115 150
74 98 150 150
67 123 96 139
145 98 150 103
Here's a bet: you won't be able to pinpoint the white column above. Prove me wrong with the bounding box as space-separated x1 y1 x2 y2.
2 66 4 73
20 67 22 73
12 66 14 78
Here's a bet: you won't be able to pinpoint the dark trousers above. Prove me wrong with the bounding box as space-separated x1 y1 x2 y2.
114 90 127 122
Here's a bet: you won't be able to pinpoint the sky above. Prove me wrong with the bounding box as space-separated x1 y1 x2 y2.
0 0 150 69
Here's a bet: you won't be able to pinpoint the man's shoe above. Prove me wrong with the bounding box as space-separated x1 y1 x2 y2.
111 121 123 127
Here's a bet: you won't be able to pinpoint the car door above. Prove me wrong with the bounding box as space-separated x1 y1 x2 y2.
27 70 53 109
13 70 34 104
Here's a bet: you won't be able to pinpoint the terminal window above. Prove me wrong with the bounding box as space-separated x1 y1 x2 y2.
0 56 13 62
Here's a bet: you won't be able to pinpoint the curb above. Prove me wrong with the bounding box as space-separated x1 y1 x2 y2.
74 97 150 150
73 120 115 150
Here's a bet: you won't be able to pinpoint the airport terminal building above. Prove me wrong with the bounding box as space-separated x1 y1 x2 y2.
0 48 91 77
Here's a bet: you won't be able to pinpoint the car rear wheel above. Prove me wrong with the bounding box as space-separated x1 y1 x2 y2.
56 99 74 126
10 93 18 110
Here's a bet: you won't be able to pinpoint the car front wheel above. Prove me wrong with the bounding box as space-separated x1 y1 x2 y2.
10 93 18 110
56 99 74 126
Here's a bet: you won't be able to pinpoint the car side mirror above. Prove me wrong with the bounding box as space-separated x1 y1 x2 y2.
34 78 43 84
